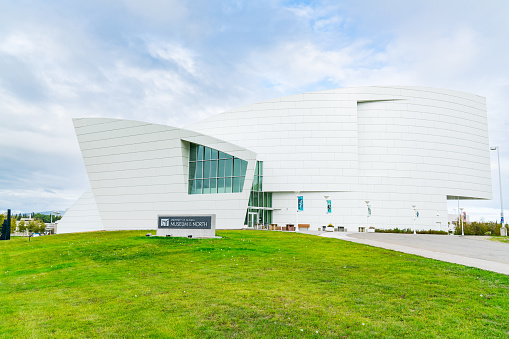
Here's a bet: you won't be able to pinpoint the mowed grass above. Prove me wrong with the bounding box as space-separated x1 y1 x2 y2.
491 236 509 244
1 231 508 338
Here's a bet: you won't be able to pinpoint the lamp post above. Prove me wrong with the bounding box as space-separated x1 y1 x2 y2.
295 191 300 232
491 146 505 236
365 201 370 232
324 196 330 232
460 207 464 236
412 205 416 234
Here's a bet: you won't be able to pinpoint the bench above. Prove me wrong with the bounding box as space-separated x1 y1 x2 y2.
298 224 310 230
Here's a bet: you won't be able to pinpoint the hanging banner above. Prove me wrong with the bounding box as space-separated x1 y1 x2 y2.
327 200 332 214
298 196 303 211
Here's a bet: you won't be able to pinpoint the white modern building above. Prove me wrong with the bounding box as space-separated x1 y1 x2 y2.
58 86 492 233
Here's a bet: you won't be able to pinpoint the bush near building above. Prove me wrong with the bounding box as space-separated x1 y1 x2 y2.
375 228 447 235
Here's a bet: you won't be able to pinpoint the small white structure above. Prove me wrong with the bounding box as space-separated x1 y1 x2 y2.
58 86 492 233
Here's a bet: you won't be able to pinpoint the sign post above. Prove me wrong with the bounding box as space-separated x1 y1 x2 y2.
156 214 216 238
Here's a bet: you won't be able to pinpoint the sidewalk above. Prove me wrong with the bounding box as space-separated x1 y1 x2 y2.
316 231 509 275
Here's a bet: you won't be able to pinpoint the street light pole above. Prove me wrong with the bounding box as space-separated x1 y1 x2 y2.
294 191 300 232
491 146 505 236
365 201 370 232
412 205 416 234
460 207 464 236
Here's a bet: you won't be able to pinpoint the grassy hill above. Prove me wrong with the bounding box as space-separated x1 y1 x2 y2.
1 230 508 338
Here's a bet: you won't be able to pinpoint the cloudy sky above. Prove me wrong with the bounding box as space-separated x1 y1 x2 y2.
0 0 507 221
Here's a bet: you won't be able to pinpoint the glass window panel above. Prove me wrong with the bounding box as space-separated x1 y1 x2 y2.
255 162 259 176
218 159 225 178
268 193 272 207
209 178 217 194
195 179 203 194
203 179 210 194
195 161 203 179
233 177 240 193
224 177 232 193
253 175 259 191
259 192 263 207
205 147 211 160
240 177 245 192
189 161 196 180
225 159 233 177
218 151 226 159
248 192 253 206
210 160 217 178
259 161 263 176
204 161 210 178
211 149 219 160
253 191 258 206
259 176 263 191
188 180 194 194
225 153 233 159
241 160 247 177
217 178 225 193
197 145 204 161
233 158 241 176
190 144 197 162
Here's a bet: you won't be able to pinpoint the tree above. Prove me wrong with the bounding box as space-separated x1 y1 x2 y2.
36 220 46 233
27 220 37 233
18 220 26 234
10 217 17 233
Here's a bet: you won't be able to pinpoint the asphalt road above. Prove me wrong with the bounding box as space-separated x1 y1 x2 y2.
318 232 509 275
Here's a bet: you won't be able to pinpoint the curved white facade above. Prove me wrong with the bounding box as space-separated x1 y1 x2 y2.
59 86 491 233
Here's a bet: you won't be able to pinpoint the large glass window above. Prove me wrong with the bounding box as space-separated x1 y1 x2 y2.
245 161 273 226
188 143 248 195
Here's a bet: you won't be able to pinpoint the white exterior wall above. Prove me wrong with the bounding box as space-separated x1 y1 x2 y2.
188 86 491 231
61 86 491 233
57 188 104 233
60 118 257 232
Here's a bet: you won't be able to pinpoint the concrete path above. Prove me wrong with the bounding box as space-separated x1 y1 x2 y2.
317 232 509 275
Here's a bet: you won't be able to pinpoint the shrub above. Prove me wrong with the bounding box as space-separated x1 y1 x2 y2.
375 228 413 234
375 228 447 235
454 220 508 236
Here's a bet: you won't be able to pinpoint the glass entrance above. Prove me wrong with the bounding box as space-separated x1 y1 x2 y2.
248 212 257 228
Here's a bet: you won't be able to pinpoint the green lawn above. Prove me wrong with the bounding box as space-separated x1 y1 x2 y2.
490 236 509 244
1 230 508 338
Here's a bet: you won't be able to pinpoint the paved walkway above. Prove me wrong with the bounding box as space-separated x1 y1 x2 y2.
316 232 509 275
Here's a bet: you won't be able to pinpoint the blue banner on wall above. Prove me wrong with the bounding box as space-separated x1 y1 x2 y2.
298 196 303 211
327 200 331 214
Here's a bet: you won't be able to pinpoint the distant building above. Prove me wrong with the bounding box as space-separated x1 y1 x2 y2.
58 86 492 233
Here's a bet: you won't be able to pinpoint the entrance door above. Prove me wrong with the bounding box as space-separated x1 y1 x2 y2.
248 212 257 228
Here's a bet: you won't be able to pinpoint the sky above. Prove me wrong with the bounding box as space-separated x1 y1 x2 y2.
0 0 507 221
